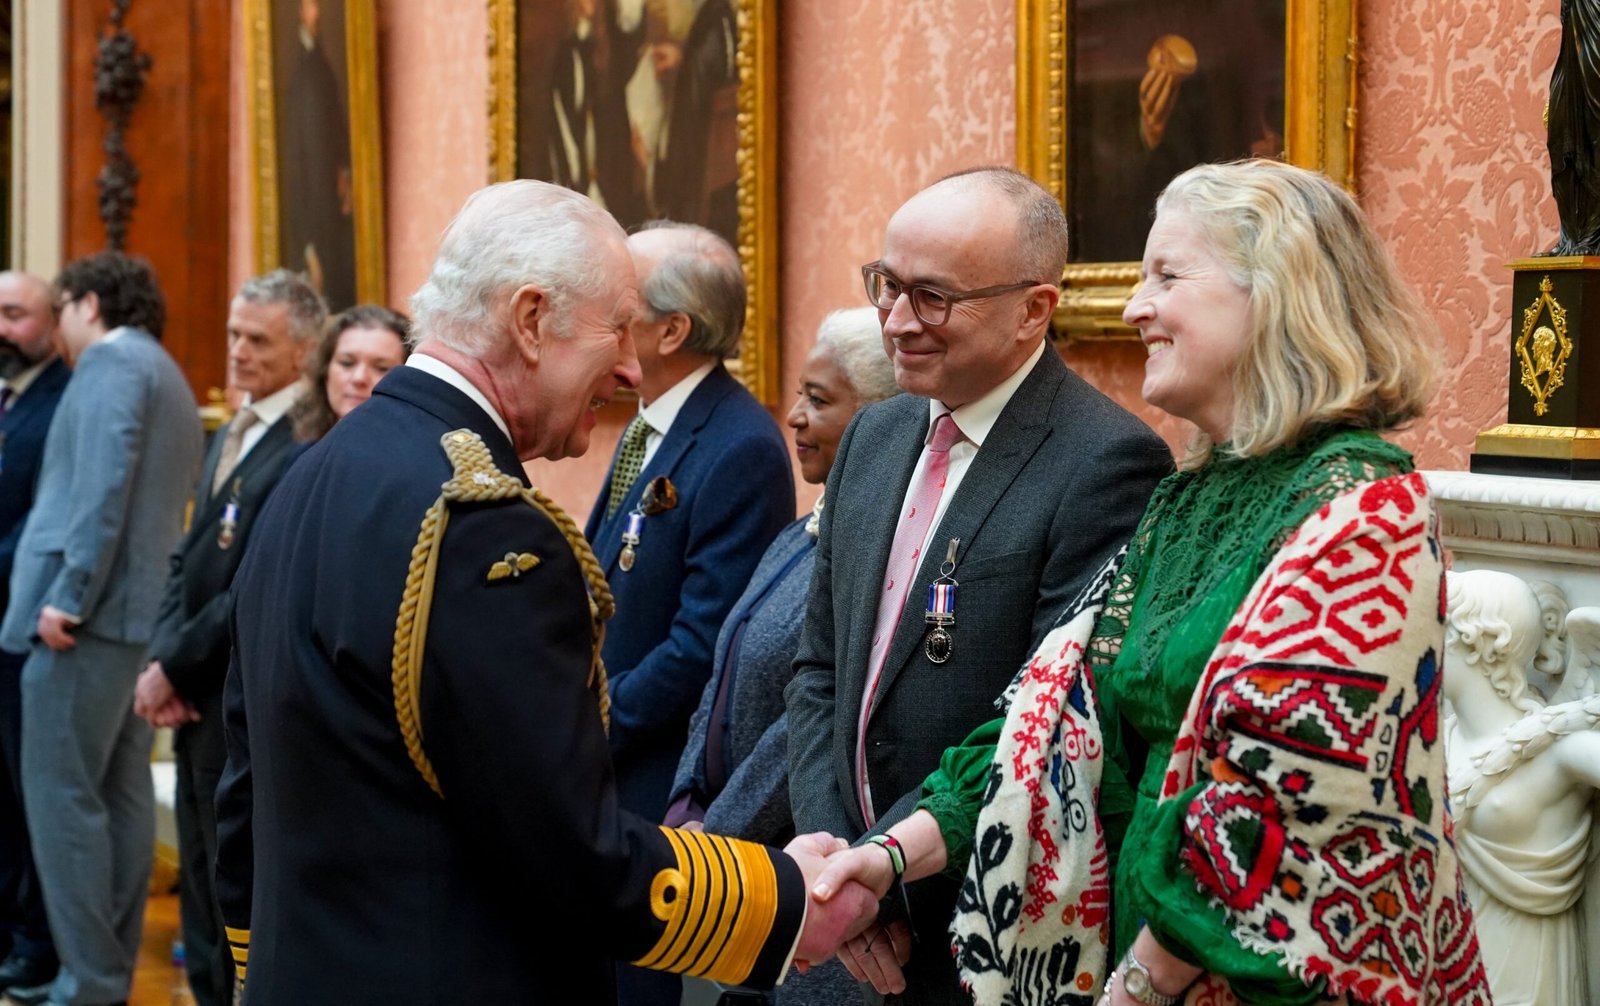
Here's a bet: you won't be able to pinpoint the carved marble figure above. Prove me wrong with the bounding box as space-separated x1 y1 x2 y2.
1444 569 1600 1006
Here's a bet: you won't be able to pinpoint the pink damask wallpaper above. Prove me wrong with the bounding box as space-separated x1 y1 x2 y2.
781 0 1019 508
1357 0 1560 468
230 0 1564 513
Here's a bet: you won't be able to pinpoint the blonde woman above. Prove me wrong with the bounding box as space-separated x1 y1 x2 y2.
815 160 1491 1005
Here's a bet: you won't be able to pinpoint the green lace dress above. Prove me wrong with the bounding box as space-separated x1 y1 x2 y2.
919 428 1414 1004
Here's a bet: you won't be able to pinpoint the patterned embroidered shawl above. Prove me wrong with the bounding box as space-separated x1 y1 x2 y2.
953 474 1491 1005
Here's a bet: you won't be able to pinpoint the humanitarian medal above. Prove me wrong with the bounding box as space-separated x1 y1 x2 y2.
619 511 644 572
217 500 240 550
924 538 959 664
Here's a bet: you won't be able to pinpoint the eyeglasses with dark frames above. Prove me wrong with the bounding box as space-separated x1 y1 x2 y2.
861 262 1043 328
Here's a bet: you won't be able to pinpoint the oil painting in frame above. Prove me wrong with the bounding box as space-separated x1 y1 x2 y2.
488 0 780 407
245 0 386 311
1017 0 1356 339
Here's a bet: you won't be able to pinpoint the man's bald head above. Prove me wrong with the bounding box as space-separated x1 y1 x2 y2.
0 271 58 379
919 167 1069 286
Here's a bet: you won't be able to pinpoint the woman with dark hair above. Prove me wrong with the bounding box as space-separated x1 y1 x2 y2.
289 304 410 442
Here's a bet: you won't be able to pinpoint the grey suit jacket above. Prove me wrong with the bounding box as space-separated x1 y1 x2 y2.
785 347 1170 1001
0 328 203 650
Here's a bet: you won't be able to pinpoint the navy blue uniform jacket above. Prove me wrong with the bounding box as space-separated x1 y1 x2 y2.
213 366 805 1004
585 364 793 822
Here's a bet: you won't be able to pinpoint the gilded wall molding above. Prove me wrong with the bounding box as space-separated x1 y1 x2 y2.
1020 0 1358 341
485 0 780 406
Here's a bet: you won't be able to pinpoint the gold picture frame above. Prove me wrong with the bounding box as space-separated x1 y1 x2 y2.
487 0 780 407
1017 0 1357 340
245 0 386 309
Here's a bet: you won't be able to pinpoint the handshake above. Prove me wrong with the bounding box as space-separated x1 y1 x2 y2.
783 832 915 996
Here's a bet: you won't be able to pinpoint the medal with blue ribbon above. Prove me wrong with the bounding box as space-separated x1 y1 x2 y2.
924 538 959 664
217 479 243 551
619 511 645 572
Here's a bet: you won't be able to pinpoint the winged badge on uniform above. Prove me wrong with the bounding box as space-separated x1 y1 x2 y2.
487 551 540 582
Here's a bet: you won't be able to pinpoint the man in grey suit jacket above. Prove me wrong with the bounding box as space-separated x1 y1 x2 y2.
786 168 1172 1004
134 270 324 1006
0 253 202 1006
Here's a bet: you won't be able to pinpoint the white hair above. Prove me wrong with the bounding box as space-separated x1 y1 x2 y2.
409 181 623 355
814 307 898 405
1445 570 1544 713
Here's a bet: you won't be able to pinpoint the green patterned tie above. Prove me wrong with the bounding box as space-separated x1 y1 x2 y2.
606 415 653 518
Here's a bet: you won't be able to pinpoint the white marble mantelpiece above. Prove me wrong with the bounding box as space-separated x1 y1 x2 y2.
1425 471 1600 601
1429 473 1600 1006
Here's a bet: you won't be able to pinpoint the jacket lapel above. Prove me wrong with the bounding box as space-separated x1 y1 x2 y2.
193 430 228 516
867 350 1065 717
837 400 927 726
1 359 69 432
190 417 297 529
594 365 738 576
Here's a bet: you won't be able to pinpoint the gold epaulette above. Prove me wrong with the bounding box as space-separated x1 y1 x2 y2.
391 430 615 798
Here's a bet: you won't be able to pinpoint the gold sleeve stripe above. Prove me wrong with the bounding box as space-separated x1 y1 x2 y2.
632 827 780 985
677 832 741 976
235 964 246 982
225 926 250 975
643 829 742 977
638 828 710 971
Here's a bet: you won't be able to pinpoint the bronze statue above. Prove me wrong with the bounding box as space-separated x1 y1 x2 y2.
1549 0 1600 255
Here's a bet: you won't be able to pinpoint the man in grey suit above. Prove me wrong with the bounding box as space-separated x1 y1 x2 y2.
786 167 1172 1004
0 253 203 1006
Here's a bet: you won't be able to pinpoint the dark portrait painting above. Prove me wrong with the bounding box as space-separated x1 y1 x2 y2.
271 0 357 309
1069 0 1286 263
513 0 742 246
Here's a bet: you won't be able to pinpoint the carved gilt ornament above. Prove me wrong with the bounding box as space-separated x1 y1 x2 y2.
1516 276 1573 417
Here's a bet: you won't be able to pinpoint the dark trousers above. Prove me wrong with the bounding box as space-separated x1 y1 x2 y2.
175 692 232 1006
615 962 681 1006
0 647 54 964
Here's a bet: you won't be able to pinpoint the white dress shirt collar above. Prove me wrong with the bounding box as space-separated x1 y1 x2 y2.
6 357 55 401
638 361 716 468
239 379 303 429
926 338 1046 446
639 360 717 437
405 354 513 443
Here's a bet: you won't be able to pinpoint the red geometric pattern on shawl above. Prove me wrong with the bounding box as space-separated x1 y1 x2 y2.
953 476 1491 1005
1164 473 1490 1004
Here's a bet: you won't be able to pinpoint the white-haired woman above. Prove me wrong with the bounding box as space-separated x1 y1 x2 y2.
665 306 897 1004
814 160 1492 1005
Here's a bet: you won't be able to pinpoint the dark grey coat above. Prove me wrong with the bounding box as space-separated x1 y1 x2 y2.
785 347 1171 1004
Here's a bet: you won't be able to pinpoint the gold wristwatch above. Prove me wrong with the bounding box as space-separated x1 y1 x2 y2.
1103 946 1180 1006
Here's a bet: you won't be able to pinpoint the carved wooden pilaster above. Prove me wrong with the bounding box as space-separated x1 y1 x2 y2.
93 0 150 250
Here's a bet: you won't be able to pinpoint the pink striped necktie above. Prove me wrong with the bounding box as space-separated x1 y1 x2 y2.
855 411 963 825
